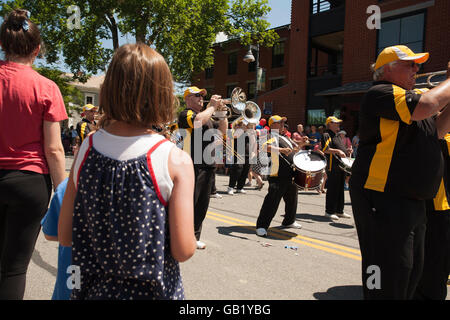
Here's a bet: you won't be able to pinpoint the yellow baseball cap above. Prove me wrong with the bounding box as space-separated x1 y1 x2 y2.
183 86 207 100
374 45 429 70
325 116 343 126
81 104 97 116
268 115 287 126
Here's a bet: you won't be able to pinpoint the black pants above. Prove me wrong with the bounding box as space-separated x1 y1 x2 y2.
349 184 427 300
325 169 345 215
414 208 450 300
193 166 215 241
228 163 251 190
256 177 298 230
0 170 52 300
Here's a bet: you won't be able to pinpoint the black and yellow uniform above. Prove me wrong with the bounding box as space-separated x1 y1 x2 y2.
228 127 251 190
349 81 444 300
76 118 96 144
321 129 348 215
414 133 450 300
256 132 298 230
178 108 218 240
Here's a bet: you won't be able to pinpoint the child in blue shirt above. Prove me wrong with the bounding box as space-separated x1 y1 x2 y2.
40 178 72 300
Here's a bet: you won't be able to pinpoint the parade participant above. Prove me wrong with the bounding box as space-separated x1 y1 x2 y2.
0 9 67 299
227 119 251 195
76 104 97 144
58 43 196 300
349 45 450 299
255 115 306 237
414 133 450 300
321 116 351 221
178 87 228 249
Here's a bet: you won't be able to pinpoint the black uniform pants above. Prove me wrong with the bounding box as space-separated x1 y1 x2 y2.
0 170 52 300
414 208 450 300
193 166 215 241
325 169 345 215
229 163 251 190
256 177 298 230
349 184 427 300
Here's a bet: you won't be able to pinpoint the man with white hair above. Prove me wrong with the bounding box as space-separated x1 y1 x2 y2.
350 45 450 299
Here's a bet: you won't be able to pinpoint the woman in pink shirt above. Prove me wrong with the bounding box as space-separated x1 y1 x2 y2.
0 9 67 299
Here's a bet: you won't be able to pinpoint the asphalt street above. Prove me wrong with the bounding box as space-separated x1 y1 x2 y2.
22 156 448 300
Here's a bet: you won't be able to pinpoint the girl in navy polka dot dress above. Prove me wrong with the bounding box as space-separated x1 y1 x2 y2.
58 43 196 300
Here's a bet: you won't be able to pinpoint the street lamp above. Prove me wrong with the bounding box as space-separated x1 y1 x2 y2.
243 44 260 102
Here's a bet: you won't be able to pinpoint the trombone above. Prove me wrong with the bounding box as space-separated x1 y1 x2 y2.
209 87 262 163
415 70 447 87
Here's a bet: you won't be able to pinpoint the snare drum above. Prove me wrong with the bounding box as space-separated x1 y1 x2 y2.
336 157 354 175
292 150 327 190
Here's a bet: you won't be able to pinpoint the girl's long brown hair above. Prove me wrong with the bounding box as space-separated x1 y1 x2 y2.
99 43 176 128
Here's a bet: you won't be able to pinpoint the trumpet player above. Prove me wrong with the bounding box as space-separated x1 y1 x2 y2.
178 87 228 250
349 45 450 299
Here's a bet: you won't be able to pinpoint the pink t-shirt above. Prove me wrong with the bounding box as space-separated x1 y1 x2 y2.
0 61 68 174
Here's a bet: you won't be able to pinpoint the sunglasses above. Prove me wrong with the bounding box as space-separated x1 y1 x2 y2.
191 93 203 98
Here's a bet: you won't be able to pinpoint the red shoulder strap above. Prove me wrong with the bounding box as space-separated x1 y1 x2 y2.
146 138 170 207
76 134 94 188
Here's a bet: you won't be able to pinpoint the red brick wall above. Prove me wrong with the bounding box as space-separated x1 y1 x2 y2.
284 0 310 128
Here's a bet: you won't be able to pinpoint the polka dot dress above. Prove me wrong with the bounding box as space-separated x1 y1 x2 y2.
71 137 184 300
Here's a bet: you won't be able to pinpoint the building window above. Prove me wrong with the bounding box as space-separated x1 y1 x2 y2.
85 95 94 105
228 52 237 75
205 67 214 80
247 82 255 100
377 12 425 54
270 78 284 90
272 42 285 68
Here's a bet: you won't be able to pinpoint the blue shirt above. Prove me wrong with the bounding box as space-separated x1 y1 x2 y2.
41 178 72 300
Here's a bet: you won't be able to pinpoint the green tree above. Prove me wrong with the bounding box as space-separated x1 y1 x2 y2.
1 0 278 83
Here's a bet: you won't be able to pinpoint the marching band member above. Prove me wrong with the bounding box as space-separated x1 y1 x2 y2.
178 87 228 250
321 116 351 221
255 115 306 237
349 45 450 299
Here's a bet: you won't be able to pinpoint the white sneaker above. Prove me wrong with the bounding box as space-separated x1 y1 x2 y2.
196 241 206 250
336 212 351 219
210 193 223 199
227 187 234 195
256 228 267 237
282 221 302 229
325 213 339 221
236 189 246 194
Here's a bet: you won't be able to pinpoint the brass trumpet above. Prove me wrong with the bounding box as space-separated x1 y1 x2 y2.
415 70 447 87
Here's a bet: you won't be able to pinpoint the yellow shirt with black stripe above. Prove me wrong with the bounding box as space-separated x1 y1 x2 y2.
351 81 444 200
432 133 450 211
262 133 295 179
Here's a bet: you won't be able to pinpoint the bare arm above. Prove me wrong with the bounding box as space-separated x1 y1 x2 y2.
412 62 450 121
43 121 66 190
168 147 196 262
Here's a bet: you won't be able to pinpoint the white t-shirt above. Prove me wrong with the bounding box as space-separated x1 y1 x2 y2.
73 129 175 203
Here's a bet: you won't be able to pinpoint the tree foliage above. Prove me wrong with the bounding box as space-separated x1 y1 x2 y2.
0 0 278 83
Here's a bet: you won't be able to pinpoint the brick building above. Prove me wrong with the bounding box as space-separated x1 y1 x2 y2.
193 0 450 136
